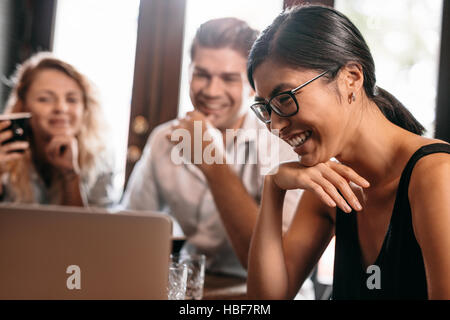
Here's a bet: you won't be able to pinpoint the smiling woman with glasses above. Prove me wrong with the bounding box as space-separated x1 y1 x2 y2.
246 5 450 300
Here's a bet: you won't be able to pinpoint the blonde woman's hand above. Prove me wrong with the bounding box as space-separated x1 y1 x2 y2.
45 135 80 179
0 120 29 167
271 160 370 213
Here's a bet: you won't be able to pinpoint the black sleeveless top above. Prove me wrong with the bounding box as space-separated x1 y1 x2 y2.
332 143 450 299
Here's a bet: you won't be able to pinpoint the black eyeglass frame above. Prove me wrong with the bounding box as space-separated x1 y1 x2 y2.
250 70 330 124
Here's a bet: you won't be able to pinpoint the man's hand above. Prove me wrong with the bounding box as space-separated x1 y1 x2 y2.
167 110 225 171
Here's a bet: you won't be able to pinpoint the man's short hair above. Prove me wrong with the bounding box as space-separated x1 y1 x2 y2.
190 17 259 60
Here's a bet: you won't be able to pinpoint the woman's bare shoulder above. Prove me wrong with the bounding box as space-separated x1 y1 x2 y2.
411 137 450 174
408 137 450 194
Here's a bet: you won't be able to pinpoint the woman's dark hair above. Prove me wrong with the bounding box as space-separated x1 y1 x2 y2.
247 5 425 135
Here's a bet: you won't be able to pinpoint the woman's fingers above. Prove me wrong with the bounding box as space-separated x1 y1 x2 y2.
45 140 57 159
0 120 11 131
327 161 370 188
0 141 28 166
313 175 354 213
1 152 24 163
308 181 337 209
45 136 80 175
46 136 71 156
320 167 363 212
0 129 14 145
301 162 366 212
0 141 29 154
273 160 368 212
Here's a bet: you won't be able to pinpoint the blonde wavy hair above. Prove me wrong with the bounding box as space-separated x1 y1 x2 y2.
3 52 108 203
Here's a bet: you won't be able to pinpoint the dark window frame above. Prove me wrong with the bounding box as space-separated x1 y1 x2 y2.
125 0 186 184
0 0 56 110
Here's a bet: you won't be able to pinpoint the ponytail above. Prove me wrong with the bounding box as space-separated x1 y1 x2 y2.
372 86 425 135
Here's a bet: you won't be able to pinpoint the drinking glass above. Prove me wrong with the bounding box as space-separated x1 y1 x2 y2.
167 261 188 300
170 253 205 300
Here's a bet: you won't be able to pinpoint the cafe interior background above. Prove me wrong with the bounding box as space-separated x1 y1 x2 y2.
0 0 449 299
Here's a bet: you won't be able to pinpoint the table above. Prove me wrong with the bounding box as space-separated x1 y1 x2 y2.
202 273 247 300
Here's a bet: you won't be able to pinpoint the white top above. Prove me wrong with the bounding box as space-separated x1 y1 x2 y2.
122 112 302 277
0 150 121 208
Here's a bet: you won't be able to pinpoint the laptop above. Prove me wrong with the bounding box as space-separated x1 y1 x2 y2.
0 204 172 299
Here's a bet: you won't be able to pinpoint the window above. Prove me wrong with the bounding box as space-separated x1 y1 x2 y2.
335 0 444 137
53 0 140 192
177 0 284 117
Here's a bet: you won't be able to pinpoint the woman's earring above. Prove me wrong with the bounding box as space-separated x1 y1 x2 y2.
349 92 356 104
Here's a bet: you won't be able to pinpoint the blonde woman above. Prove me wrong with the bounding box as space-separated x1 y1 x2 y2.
0 52 120 207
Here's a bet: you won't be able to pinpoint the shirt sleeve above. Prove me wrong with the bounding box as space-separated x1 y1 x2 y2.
121 128 162 212
86 171 120 208
85 151 122 208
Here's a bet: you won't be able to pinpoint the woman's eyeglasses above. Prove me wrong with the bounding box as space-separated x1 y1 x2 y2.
250 70 329 124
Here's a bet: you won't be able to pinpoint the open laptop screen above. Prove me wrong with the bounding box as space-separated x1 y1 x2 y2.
0 204 172 299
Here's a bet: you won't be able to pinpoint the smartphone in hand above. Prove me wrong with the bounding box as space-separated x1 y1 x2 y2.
0 113 32 153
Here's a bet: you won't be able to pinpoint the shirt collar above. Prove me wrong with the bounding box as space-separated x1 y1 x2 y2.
225 111 265 149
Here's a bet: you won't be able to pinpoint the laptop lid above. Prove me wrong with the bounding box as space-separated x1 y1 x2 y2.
0 204 172 299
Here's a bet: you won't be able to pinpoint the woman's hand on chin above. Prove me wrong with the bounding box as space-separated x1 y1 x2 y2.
45 135 80 180
270 160 370 213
